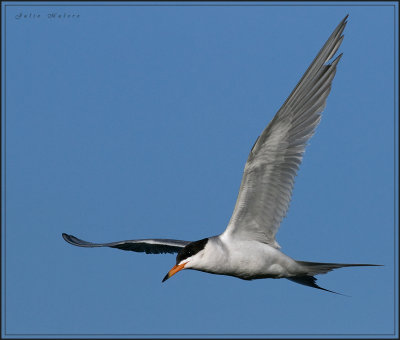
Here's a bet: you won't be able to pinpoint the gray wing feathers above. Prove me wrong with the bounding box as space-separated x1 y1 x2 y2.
62 233 190 254
224 16 348 247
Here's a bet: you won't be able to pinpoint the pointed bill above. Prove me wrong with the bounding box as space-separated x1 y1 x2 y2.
162 263 186 282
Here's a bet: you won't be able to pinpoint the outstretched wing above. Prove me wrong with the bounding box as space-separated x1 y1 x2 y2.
62 233 190 254
223 16 348 248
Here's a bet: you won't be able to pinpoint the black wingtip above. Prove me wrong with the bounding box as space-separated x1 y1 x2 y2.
62 233 79 246
340 14 349 26
336 14 349 34
62 233 71 243
332 52 344 64
62 233 90 247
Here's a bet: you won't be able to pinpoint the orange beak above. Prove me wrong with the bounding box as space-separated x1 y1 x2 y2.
162 262 186 282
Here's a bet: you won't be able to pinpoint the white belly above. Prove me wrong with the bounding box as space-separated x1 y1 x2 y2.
196 236 301 280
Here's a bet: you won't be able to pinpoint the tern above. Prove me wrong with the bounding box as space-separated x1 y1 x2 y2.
63 15 380 294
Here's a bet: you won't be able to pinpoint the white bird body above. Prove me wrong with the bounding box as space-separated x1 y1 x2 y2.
187 235 300 280
62 15 380 294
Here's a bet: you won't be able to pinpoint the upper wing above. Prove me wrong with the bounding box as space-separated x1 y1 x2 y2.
62 233 190 254
222 16 348 248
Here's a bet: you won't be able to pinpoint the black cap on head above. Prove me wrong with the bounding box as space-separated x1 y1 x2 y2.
176 238 208 264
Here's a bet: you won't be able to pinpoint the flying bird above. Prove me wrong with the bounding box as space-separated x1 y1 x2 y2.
63 15 380 294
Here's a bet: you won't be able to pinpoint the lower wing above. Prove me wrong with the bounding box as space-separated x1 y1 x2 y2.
62 233 190 254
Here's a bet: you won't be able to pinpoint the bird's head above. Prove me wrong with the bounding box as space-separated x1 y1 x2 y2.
162 238 209 282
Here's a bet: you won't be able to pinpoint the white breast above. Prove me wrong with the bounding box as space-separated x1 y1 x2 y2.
194 235 301 280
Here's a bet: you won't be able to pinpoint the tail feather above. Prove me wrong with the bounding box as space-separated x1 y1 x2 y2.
287 276 345 295
296 260 382 276
288 261 382 295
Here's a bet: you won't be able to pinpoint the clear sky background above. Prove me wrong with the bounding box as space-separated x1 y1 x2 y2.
2 2 398 338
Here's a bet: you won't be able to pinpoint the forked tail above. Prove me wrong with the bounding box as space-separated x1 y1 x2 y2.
287 261 382 295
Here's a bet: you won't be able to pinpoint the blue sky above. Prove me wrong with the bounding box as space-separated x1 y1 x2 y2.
2 1 398 338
